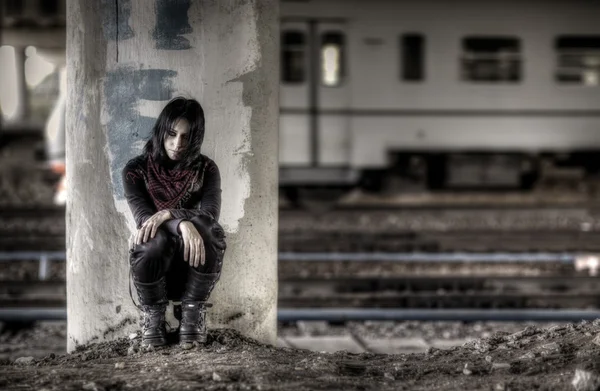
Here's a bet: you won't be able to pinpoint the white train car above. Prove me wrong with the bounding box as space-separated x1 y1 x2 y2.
279 0 600 191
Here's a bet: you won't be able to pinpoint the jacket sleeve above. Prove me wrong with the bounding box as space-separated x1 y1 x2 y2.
168 159 222 223
122 161 184 235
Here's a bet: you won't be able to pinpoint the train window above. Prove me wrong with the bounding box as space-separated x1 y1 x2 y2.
321 32 345 87
39 0 60 16
281 31 306 84
555 36 600 86
461 37 521 83
401 34 425 81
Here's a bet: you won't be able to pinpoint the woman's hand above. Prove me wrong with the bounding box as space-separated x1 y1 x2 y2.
136 210 172 245
180 221 205 267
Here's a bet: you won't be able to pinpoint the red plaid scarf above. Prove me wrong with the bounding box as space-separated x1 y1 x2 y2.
146 155 197 210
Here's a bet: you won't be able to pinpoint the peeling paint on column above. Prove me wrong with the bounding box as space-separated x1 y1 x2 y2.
100 0 134 41
191 2 261 235
103 67 177 198
216 82 253 235
152 0 193 50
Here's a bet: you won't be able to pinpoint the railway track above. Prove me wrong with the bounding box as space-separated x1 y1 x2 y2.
334 191 600 210
4 275 600 312
1 200 599 218
5 205 600 252
0 206 65 219
280 276 600 309
4 231 600 253
280 231 600 252
3 204 600 323
0 237 65 252
0 250 589 279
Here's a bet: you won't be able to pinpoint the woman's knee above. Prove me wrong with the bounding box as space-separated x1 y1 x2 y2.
188 216 226 272
190 216 226 248
130 228 171 265
189 215 212 236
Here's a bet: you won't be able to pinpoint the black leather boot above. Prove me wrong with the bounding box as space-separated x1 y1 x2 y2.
179 268 220 343
134 277 168 346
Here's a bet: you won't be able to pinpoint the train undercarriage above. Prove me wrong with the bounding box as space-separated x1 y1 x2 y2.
281 151 600 208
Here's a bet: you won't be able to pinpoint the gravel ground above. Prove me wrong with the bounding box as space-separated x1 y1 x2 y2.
0 321 67 361
279 260 574 278
0 321 566 361
279 208 600 233
2 320 600 390
280 321 567 341
0 138 56 207
0 165 56 206
0 261 65 281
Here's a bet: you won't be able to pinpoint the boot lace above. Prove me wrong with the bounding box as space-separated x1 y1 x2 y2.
182 303 208 328
129 266 173 331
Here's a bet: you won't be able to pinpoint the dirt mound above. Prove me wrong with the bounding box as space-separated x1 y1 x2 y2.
35 328 263 365
2 323 600 390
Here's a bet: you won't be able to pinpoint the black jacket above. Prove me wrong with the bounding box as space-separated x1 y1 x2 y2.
122 154 222 235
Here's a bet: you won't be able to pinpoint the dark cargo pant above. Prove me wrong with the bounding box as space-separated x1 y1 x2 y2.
129 215 226 301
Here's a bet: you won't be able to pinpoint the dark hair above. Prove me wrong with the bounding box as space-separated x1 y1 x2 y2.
143 96 205 169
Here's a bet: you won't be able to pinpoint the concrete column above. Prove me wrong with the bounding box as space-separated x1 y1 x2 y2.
66 0 279 352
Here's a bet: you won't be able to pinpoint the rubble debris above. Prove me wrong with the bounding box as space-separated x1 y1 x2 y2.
572 369 600 391
13 356 34 365
1 322 600 390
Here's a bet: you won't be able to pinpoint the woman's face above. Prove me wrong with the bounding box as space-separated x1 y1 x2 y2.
163 118 190 161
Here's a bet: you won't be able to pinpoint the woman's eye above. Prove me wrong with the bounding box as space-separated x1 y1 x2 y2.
168 131 176 137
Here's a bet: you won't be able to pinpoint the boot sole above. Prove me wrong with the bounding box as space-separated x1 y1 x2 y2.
142 336 167 347
179 334 207 343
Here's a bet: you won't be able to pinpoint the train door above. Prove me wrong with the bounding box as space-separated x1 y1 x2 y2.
316 22 351 168
280 19 353 186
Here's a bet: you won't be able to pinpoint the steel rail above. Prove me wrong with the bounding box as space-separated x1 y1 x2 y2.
0 252 66 261
277 308 600 322
279 252 578 263
0 251 65 280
